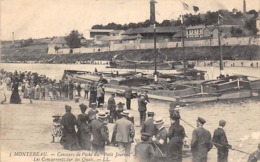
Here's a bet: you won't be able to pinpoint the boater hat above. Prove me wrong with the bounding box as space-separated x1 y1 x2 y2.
154 117 164 125
97 112 107 119
197 117 206 125
121 110 129 117
52 114 61 118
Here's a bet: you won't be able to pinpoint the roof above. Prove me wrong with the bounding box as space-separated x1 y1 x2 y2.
110 30 124 35
49 37 67 45
98 35 124 41
186 25 205 30
90 29 114 33
123 34 143 40
123 26 181 35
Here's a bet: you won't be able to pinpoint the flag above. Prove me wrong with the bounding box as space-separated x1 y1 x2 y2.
193 6 199 13
182 2 189 10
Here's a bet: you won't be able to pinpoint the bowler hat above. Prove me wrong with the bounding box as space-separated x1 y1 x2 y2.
154 117 164 125
197 117 206 125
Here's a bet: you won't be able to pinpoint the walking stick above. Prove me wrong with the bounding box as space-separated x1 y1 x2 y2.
181 117 251 155
152 141 165 157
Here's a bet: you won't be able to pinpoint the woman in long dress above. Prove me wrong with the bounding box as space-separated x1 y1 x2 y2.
0 80 7 104
77 104 91 150
10 79 21 104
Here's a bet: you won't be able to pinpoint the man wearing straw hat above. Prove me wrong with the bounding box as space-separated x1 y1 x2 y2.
89 112 109 154
152 117 168 162
191 117 213 162
113 110 135 156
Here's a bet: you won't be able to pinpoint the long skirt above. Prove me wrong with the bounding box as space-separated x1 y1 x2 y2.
60 131 79 150
10 90 21 104
77 130 91 150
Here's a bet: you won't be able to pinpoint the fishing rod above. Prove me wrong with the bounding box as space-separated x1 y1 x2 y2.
180 118 251 155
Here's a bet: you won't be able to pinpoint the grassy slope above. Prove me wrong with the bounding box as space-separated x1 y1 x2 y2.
1 45 260 62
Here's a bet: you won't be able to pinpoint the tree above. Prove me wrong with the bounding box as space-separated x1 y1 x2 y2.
65 30 81 48
245 18 259 35
230 27 244 37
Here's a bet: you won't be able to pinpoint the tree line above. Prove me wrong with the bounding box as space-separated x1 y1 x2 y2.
91 9 259 35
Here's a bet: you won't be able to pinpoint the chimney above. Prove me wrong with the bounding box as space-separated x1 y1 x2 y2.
150 0 156 24
243 0 246 13
12 32 14 45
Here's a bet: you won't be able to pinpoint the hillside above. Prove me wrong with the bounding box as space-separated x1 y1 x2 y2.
1 45 260 63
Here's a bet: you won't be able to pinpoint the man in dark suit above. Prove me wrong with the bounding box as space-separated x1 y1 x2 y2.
166 115 186 162
107 93 116 123
212 120 232 162
124 85 132 110
138 94 148 126
141 112 156 136
191 117 213 162
113 111 135 156
60 105 80 150
89 112 109 154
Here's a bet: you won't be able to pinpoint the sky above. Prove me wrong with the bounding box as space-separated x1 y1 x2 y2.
0 0 259 40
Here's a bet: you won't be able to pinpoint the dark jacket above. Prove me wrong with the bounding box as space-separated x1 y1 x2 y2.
140 118 156 136
61 112 77 134
154 127 168 156
89 119 109 146
138 97 147 112
212 127 230 150
124 87 132 99
107 96 116 110
191 126 213 162
167 121 185 162
135 141 156 162
87 109 98 122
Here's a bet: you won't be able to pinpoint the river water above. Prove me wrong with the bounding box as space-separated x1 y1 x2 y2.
1 62 260 81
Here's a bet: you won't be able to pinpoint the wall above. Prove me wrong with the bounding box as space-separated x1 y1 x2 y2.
48 36 260 54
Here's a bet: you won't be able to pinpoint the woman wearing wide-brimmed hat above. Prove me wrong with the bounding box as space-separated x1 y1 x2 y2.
10 77 21 104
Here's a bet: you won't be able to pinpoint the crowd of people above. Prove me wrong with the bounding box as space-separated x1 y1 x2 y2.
53 92 259 162
1 69 259 162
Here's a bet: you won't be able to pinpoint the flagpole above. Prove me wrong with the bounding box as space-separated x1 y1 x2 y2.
218 15 224 75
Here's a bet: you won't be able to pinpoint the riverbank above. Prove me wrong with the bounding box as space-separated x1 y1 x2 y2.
2 45 260 64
